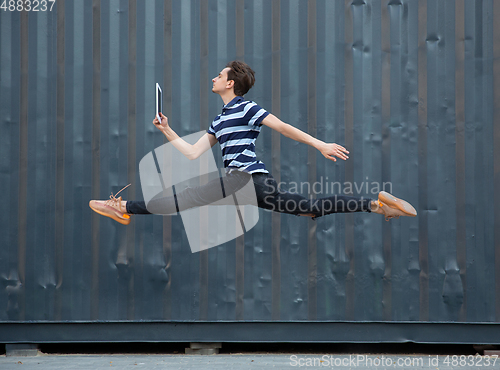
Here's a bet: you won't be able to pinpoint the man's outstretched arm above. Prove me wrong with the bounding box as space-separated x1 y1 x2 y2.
153 112 218 160
261 114 349 162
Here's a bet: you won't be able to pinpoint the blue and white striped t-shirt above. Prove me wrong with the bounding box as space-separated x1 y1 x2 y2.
207 96 269 174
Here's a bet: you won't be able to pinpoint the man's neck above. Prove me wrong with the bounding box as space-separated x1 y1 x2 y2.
220 92 238 105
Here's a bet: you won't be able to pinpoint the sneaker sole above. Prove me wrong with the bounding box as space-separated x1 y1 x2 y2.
89 201 131 225
378 191 417 217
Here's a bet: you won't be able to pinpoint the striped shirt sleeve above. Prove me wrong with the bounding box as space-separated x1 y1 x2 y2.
207 118 217 135
245 102 269 127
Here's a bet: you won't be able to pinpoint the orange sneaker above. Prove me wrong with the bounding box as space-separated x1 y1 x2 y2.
376 191 417 221
89 184 132 225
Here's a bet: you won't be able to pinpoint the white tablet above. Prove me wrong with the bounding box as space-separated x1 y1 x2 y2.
156 83 162 124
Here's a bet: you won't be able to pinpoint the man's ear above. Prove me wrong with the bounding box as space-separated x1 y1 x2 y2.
226 80 235 89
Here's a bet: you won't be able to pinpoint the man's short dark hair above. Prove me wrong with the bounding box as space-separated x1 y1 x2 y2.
226 60 255 96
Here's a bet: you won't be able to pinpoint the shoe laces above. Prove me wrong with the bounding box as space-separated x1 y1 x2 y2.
104 184 131 213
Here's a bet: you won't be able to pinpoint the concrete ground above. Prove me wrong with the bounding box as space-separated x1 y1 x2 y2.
0 343 498 370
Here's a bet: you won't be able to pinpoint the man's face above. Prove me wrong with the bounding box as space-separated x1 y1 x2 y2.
212 67 232 94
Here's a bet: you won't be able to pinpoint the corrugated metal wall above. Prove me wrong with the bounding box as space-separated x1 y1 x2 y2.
1 0 500 332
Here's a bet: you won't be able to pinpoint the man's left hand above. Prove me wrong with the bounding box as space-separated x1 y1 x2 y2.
319 143 349 162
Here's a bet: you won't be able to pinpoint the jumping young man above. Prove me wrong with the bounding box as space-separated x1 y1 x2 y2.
89 61 416 225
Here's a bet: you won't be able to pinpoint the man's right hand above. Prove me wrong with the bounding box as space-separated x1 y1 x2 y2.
153 112 169 132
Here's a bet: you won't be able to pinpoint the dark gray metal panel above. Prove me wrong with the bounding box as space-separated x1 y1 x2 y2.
0 7 23 323
417 0 429 323
462 0 496 323
1 321 500 344
60 0 94 323
495 0 500 323
316 0 349 322
0 0 499 343
454 0 466 324
54 0 64 322
90 0 102 321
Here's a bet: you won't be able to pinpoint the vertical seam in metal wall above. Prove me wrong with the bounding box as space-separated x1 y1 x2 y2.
380 0 392 322
91 0 101 320
271 0 281 321
198 0 209 322
236 0 244 60
307 0 317 321
417 0 429 322
344 0 355 321
19 8 29 322
454 0 467 323
55 0 65 321
493 0 500 322
235 0 245 321
127 0 137 321
162 0 173 321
